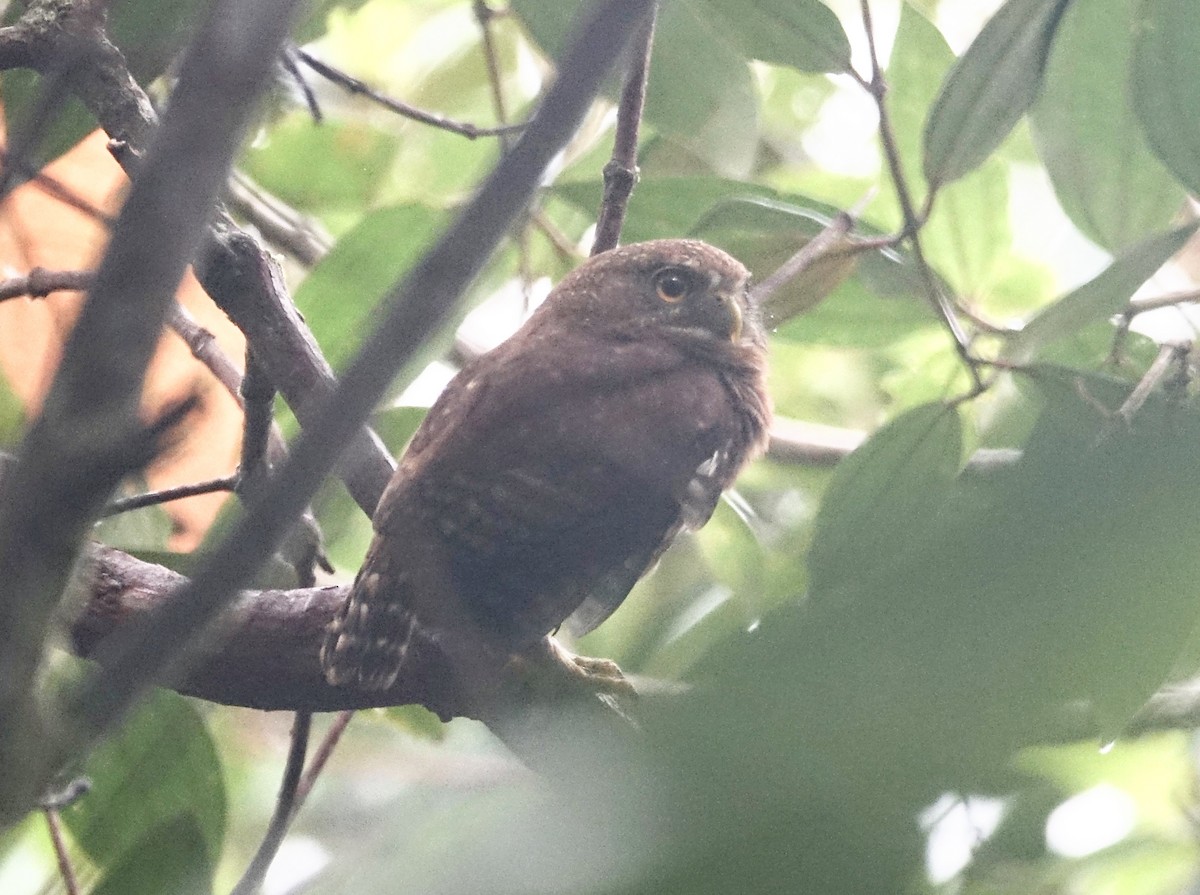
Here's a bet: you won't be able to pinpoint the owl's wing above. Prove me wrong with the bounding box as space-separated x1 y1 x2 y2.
562 445 732 638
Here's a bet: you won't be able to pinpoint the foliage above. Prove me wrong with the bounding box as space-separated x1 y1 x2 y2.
3 0 1200 893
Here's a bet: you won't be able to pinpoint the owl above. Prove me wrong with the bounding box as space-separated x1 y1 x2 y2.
321 239 771 697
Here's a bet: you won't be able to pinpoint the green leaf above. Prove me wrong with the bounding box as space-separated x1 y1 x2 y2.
62 690 225 872
511 0 759 175
91 816 213 895
807 403 962 596
695 0 851 74
241 115 400 219
294 204 443 371
923 0 1072 188
0 71 97 170
1005 223 1197 362
885 4 956 203
1030 0 1186 250
1130 0 1200 196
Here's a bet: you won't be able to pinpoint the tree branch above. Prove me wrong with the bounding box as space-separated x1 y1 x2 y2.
591 5 656 256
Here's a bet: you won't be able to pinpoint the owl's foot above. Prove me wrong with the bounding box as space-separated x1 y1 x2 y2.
514 636 638 701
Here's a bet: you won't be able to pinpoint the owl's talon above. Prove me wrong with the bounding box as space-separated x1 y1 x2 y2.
516 636 638 700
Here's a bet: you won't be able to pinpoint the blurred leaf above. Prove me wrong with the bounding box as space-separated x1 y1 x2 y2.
1005 223 1197 362
294 204 443 371
0 373 26 448
511 0 759 174
1130 0 1200 196
885 3 955 201
241 114 400 218
90 815 213 895
807 403 962 595
0 71 96 171
923 0 1072 188
92 501 174 553
63 690 225 871
695 0 851 74
381 704 446 741
107 0 207 85
1030 0 1186 250
295 0 375 43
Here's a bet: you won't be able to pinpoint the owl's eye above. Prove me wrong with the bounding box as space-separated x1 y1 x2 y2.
653 267 692 303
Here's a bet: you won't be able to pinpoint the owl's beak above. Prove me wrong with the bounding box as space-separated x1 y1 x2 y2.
719 291 744 343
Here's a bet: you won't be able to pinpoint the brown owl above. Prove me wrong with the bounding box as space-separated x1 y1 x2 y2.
321 239 771 696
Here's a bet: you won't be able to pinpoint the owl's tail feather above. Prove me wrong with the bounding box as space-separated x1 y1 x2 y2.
320 569 417 691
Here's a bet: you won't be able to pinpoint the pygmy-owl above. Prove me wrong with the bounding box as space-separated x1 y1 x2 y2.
321 239 771 696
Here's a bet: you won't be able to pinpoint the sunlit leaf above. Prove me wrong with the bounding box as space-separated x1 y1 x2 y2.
1005 223 1197 362
1030 0 1186 250
924 0 1072 188
1130 0 1200 196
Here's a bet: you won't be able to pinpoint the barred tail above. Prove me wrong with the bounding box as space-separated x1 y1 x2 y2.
321 564 417 691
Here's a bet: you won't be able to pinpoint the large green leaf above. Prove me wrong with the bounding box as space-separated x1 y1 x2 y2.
1130 0 1200 196
889 5 1014 295
1005 223 1197 362
62 690 225 872
694 0 851 74
90 816 213 895
510 0 759 174
293 204 443 371
1030 0 1186 250
807 403 962 596
923 0 1072 188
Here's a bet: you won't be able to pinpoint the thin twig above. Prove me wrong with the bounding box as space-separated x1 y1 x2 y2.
750 212 853 306
102 474 240 517
229 711 312 895
238 349 275 491
226 171 332 267
1128 288 1200 316
0 148 114 225
292 47 524 139
472 0 533 308
855 0 983 393
474 1 510 143
0 268 92 301
43 808 81 895
280 47 323 124
293 710 354 806
591 4 657 255
1113 343 1190 428
166 302 246 400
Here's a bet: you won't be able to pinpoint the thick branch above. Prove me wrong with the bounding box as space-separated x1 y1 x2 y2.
72 546 463 714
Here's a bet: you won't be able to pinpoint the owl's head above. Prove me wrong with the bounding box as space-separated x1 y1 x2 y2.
546 239 763 350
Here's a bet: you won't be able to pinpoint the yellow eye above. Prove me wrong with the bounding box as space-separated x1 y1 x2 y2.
654 268 690 303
